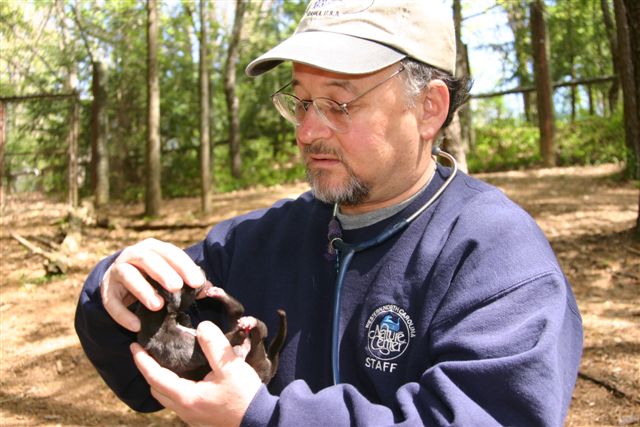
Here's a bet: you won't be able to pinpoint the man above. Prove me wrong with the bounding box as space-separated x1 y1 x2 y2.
75 1 583 426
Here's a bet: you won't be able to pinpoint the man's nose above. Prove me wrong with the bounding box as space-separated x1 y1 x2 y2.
296 105 333 145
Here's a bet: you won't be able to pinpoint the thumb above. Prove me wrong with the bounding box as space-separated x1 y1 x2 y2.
197 321 238 371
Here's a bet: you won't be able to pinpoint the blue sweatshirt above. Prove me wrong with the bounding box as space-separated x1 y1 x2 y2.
75 166 583 426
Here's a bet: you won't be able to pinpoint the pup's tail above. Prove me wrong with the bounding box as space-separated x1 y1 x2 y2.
268 309 287 362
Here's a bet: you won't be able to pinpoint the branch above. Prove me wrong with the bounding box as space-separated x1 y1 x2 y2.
6 18 58 77
463 3 501 21
126 223 210 231
23 3 55 77
10 232 70 275
70 2 95 63
471 75 617 99
0 93 76 103
184 1 197 33
70 1 114 43
3 148 68 157
626 246 640 256
578 371 640 404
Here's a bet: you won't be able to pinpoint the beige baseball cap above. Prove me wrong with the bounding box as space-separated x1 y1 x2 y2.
245 0 455 77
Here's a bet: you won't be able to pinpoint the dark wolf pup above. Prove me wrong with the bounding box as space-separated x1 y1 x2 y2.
136 277 287 383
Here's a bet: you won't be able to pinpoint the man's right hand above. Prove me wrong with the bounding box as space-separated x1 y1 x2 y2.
100 238 207 332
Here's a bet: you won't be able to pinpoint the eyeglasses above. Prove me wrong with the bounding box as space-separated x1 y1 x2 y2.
271 65 405 133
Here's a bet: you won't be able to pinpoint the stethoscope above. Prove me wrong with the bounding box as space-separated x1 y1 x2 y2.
327 147 458 385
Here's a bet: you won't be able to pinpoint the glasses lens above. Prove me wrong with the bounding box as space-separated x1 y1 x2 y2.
272 93 350 132
314 98 349 132
272 93 302 125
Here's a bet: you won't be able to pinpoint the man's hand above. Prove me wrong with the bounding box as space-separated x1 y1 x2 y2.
131 321 262 427
101 238 207 332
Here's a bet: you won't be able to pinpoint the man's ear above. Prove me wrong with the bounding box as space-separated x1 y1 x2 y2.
418 80 450 142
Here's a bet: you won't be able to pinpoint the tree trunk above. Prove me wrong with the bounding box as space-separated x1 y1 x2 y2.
146 0 162 217
567 12 577 122
208 2 220 166
56 0 80 209
442 115 467 173
530 0 555 167
199 0 212 213
442 0 469 173
504 1 535 122
614 0 639 174
624 0 640 180
601 0 621 114
224 0 247 180
0 102 5 210
616 0 640 235
67 94 79 208
90 61 109 211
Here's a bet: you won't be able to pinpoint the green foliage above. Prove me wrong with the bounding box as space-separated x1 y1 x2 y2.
214 135 304 193
555 113 625 166
468 112 627 173
2 0 630 203
493 0 617 120
546 0 615 117
468 119 541 172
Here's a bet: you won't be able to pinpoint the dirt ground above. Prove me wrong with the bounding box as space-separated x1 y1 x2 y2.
1 163 638 426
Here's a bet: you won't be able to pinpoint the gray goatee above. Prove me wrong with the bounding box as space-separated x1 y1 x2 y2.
302 144 370 206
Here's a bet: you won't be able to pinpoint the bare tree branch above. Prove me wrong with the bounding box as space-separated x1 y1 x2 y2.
462 3 501 21
472 76 617 99
70 1 95 63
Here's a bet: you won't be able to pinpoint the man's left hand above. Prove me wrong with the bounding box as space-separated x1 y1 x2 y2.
131 321 262 427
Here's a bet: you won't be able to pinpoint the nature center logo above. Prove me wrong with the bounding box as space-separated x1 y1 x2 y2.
364 304 416 372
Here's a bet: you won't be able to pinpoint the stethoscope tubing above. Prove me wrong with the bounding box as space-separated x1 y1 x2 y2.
329 148 458 385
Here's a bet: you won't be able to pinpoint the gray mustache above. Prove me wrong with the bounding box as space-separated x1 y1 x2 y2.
302 143 342 159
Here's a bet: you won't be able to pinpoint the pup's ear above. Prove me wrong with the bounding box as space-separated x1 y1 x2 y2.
417 80 450 143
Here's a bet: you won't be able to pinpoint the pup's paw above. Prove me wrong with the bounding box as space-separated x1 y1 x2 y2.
237 316 257 333
205 286 227 299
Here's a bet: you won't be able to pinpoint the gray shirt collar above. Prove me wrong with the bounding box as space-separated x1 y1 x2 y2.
336 168 436 230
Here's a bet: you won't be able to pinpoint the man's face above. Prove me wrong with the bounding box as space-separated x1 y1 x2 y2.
292 63 432 213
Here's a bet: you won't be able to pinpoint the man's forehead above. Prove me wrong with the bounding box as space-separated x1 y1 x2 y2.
291 62 385 92
291 78 358 95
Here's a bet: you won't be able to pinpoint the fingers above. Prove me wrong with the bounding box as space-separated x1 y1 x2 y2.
118 238 205 291
197 321 240 370
132 339 259 427
109 262 164 310
232 337 251 360
195 280 214 300
141 238 206 289
101 264 144 332
119 246 182 291
130 342 192 401
102 292 141 332
101 261 166 332
101 238 206 330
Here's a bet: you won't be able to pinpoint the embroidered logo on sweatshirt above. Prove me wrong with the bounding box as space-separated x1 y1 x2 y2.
364 304 416 372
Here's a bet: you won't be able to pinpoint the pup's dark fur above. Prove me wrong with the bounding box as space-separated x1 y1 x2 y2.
136 278 287 383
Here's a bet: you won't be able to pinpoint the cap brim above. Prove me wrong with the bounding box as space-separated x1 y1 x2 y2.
245 31 406 77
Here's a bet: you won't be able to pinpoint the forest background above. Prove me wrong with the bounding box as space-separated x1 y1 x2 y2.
0 0 639 426
1 0 638 220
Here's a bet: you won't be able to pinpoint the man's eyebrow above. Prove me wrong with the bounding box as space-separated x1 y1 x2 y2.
291 78 358 94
